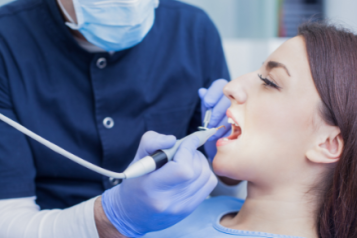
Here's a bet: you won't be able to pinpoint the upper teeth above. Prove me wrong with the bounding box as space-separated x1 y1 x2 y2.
227 118 239 127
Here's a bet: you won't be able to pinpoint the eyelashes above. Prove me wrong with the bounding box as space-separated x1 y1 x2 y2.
258 74 281 89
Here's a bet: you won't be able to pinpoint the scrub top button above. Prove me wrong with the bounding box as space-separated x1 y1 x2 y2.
96 57 107 69
103 117 114 129
109 177 121 186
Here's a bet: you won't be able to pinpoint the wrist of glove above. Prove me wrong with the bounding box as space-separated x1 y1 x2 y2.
102 186 144 237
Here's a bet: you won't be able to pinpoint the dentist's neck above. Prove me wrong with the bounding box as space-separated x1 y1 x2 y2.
221 181 319 238
56 0 87 41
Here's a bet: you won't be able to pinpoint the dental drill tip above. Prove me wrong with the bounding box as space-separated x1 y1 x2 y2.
217 125 226 130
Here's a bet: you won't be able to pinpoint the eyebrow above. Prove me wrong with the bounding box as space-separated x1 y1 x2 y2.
266 61 291 76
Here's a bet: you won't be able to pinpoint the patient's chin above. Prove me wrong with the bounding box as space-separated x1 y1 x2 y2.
212 154 229 177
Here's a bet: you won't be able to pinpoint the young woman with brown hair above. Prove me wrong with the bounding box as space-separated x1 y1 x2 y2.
142 22 357 238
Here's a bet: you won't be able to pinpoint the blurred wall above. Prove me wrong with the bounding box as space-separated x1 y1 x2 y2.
178 0 285 79
179 0 280 39
223 38 287 80
324 0 357 33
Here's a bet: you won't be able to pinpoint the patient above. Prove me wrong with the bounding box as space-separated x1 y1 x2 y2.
142 22 357 238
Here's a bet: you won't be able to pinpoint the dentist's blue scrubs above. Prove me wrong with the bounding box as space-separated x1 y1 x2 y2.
0 0 229 209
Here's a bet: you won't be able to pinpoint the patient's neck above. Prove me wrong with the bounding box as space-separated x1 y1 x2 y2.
220 181 319 238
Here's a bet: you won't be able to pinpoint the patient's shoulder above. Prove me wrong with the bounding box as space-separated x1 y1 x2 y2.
142 196 245 238
186 196 244 224
201 196 245 212
206 196 245 204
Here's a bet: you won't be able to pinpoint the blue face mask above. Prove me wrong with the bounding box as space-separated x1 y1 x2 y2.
58 0 159 52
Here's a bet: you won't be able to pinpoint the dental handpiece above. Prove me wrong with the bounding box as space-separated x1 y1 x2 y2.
122 128 219 178
0 113 220 180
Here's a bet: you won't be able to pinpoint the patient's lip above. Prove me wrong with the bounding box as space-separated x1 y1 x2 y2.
216 138 234 147
216 109 241 147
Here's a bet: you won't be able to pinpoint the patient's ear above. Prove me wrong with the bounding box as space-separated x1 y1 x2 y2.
305 126 343 164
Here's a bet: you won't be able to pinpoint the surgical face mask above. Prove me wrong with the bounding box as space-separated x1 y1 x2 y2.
58 0 159 52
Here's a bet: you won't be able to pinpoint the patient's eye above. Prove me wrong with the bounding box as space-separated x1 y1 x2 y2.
258 74 281 90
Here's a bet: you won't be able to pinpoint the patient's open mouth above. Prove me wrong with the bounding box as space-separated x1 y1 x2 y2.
216 110 242 147
225 118 241 140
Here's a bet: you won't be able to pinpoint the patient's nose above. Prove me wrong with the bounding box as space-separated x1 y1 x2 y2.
223 80 247 104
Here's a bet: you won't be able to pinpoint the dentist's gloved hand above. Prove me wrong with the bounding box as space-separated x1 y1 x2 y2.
101 131 218 237
199 79 231 161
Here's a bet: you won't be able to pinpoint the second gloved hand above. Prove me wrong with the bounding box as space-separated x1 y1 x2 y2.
199 79 231 161
101 131 218 237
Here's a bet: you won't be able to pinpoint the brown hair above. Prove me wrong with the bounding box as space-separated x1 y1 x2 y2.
298 23 357 238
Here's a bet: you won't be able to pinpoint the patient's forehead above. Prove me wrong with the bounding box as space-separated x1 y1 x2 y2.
266 36 312 84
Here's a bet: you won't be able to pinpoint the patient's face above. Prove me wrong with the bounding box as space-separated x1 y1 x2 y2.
213 36 323 185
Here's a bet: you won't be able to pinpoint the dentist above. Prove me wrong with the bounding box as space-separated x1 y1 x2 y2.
0 0 231 237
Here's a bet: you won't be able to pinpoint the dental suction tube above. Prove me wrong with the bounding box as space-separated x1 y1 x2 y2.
0 113 219 180
0 113 126 179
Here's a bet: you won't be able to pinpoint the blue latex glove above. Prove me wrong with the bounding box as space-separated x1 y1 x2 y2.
101 131 218 237
198 79 231 161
